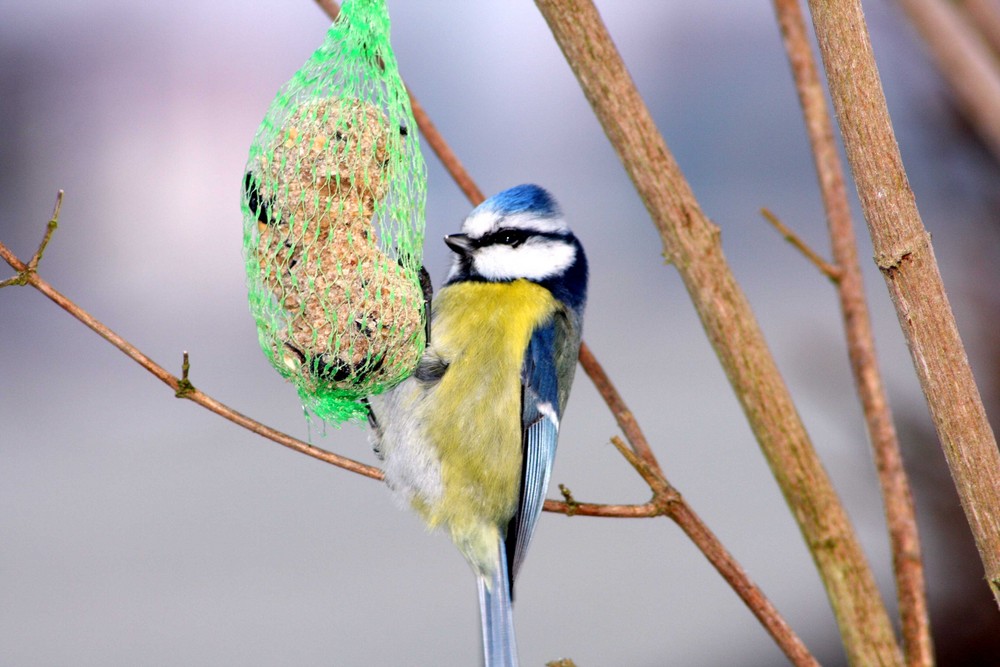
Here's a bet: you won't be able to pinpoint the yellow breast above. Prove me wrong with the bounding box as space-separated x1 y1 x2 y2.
420 279 557 569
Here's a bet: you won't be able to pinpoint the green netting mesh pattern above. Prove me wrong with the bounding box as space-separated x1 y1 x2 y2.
241 0 426 424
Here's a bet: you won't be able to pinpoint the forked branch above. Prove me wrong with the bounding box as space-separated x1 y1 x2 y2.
0 222 382 481
0 191 62 287
0 209 675 517
759 207 842 282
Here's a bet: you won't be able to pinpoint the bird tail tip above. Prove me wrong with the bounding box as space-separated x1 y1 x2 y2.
477 543 519 667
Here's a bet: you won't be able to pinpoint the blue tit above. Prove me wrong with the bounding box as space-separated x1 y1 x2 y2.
368 184 588 666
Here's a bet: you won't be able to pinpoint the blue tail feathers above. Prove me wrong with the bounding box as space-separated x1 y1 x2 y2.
477 540 519 666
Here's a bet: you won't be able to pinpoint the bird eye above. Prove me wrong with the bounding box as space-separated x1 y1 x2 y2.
497 230 525 247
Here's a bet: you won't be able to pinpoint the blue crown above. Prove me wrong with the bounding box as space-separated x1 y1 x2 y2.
476 184 561 218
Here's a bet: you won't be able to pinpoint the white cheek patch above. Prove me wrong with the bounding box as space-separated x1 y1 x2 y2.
473 239 576 282
464 210 569 238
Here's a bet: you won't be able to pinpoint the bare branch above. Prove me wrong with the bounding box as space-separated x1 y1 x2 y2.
0 229 383 481
0 190 62 287
29 190 63 271
578 342 662 475
759 207 842 282
543 497 660 519
807 0 1000 608
605 438 820 667
772 0 934 662
0 212 666 519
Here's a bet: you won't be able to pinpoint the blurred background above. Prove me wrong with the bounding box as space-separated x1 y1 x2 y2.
2 1 998 665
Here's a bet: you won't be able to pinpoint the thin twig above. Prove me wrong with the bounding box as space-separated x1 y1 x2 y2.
0 191 62 287
606 437 820 667
578 342 662 475
408 93 485 205
807 0 1000 608
759 207 842 282
0 211 668 519
313 1 487 206
534 1 902 663
543 497 660 518
313 0 341 22
0 229 382 480
772 1 933 663
29 190 63 271
609 435 664 492
175 350 195 398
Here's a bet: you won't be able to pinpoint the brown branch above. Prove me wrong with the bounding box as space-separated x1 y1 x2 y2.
896 0 1000 163
0 208 671 519
315 0 486 204
313 0 341 22
0 191 62 287
542 498 659 518
607 438 820 667
534 1 902 663
772 1 934 664
806 0 1000 608
408 93 485 205
577 341 662 475
759 207 843 282
0 228 384 480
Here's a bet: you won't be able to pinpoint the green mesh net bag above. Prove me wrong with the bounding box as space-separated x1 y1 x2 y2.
241 0 427 424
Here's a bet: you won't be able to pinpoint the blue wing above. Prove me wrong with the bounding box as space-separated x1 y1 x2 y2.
505 309 578 594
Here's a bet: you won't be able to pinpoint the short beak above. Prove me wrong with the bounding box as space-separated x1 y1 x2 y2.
444 233 474 256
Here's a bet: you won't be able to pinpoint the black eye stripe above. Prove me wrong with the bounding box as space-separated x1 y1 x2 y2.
485 229 528 247
475 228 568 248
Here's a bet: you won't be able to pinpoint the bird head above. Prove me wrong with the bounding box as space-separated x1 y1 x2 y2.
444 185 586 307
